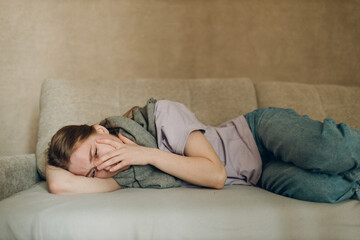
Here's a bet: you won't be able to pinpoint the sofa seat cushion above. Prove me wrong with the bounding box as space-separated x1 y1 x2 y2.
1 182 359 240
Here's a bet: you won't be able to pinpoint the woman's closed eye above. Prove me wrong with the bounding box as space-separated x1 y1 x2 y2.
91 168 96 178
85 167 96 178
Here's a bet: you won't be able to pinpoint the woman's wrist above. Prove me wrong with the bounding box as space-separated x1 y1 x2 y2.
146 147 161 166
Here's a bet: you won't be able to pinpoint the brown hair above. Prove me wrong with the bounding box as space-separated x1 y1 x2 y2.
46 106 138 170
47 125 96 170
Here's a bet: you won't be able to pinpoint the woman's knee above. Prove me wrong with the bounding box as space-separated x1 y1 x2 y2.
315 119 360 173
260 160 356 203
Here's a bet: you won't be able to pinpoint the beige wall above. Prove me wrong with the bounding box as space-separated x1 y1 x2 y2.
1 0 359 156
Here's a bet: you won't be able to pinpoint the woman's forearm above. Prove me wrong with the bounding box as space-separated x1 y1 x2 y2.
148 148 226 189
46 165 121 195
95 130 227 189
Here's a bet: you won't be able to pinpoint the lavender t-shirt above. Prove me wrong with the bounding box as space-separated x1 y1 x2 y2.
153 100 262 186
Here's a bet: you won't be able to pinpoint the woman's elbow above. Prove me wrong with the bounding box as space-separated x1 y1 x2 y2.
47 181 70 195
48 182 60 194
213 167 227 189
213 183 225 190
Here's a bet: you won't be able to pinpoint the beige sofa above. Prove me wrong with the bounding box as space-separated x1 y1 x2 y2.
0 78 360 240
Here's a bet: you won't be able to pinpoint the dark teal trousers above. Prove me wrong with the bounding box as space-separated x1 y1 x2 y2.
244 107 360 203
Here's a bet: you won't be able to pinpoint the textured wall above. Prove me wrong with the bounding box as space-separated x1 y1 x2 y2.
0 0 359 156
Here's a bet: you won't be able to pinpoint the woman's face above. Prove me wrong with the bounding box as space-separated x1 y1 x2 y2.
68 125 124 178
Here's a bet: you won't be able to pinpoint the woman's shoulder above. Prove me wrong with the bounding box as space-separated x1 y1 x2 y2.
154 99 200 123
155 100 190 114
156 99 186 107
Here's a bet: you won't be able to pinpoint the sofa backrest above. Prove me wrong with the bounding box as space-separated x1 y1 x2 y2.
254 81 360 130
36 78 257 178
37 78 360 179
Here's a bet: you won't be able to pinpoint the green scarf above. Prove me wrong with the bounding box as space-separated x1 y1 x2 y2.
99 97 182 188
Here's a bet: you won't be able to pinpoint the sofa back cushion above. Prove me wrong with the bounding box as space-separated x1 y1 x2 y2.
36 78 257 178
36 78 360 179
254 81 360 130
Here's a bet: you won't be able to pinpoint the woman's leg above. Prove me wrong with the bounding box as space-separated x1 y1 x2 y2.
260 160 359 203
244 107 360 178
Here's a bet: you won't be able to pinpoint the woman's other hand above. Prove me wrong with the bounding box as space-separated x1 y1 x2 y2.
94 133 153 172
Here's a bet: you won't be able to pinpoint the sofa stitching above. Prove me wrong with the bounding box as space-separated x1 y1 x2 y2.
253 82 260 109
117 81 121 112
188 79 193 110
314 85 327 119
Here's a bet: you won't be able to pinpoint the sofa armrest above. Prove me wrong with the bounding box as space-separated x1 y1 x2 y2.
0 154 41 201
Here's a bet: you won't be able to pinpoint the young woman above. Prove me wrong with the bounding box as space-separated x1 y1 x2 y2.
46 99 360 203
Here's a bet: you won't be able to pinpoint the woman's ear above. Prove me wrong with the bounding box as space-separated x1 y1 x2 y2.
93 125 109 134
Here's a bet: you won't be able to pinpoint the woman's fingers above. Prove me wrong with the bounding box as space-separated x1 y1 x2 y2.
97 153 130 172
110 161 129 172
96 154 123 170
96 138 123 149
94 136 140 172
95 149 119 167
94 139 124 167
118 133 135 144
105 166 113 171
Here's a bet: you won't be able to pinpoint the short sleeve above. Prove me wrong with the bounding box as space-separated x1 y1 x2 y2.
154 100 206 155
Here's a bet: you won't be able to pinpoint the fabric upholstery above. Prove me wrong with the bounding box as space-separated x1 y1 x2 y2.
1 182 359 240
255 81 360 129
0 154 40 200
0 78 360 240
36 78 257 178
316 84 360 130
1 78 360 240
